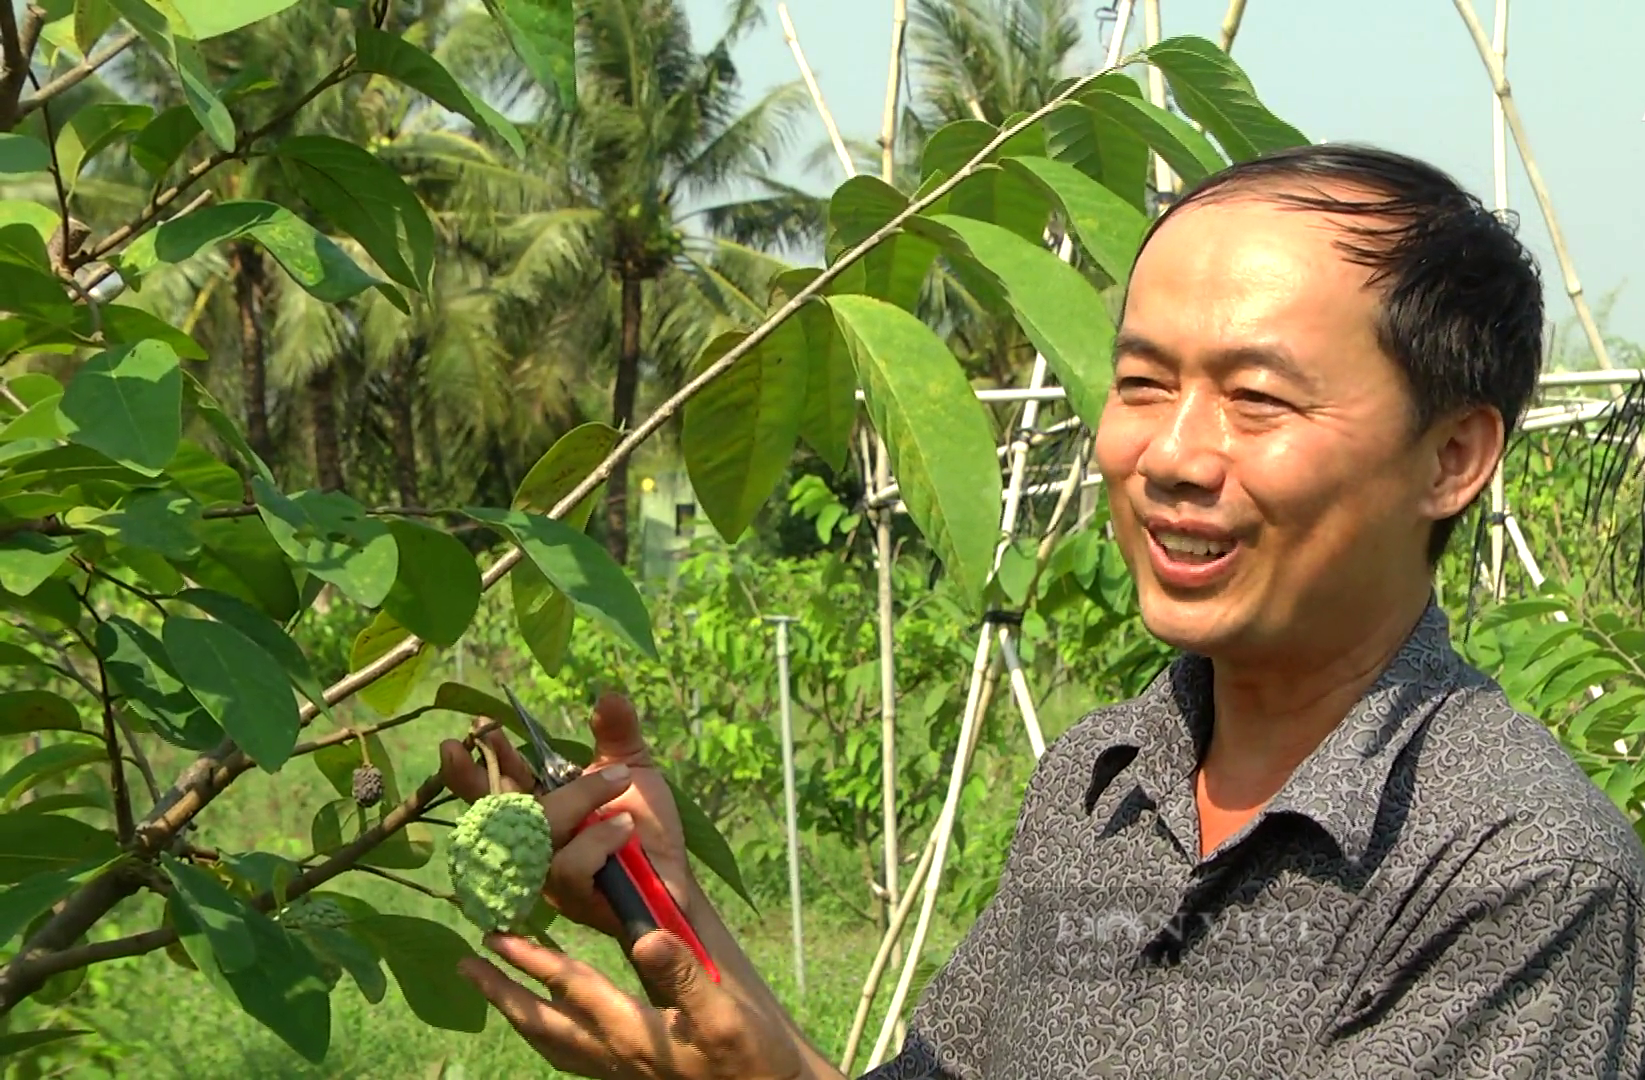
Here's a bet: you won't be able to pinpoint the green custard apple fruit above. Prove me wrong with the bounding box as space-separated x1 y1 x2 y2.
278 894 352 989
447 792 553 934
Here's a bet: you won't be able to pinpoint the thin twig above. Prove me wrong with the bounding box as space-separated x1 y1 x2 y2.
17 31 140 118
0 3 43 128
116 712 163 805
0 52 1144 1015
28 70 101 339
78 190 215 297
2 502 467 541
349 864 456 905
288 707 436 758
777 4 855 179
77 58 357 267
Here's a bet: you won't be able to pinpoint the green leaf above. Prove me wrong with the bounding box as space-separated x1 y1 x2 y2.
253 479 398 607
0 742 105 805
350 914 488 1032
75 0 118 53
0 813 120 883
275 134 436 294
1143 37 1308 161
432 682 515 726
176 587 329 716
0 135 51 175
0 533 75 596
0 692 83 737
665 776 753 911
0 1028 93 1057
160 853 257 973
1001 156 1147 288
508 423 617 675
56 103 152 193
0 643 46 669
182 371 274 483
312 737 400 805
683 330 806 544
826 295 1001 608
70 488 202 560
1043 90 1150 211
130 104 201 178
305 924 388 1002
170 0 298 38
464 507 656 659
354 27 525 158
0 200 61 241
57 339 183 475
105 0 234 151
349 611 431 716
765 301 853 473
380 518 480 648
172 898 332 1063
0 578 79 630
0 393 63 442
928 214 1116 429
163 615 300 771
0 858 113 946
824 177 938 313
131 200 399 309
100 303 208 358
480 0 576 110
1079 89 1226 188
97 615 224 750
186 515 301 622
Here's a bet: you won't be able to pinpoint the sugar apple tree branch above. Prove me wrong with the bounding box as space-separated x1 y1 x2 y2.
0 52 1139 1015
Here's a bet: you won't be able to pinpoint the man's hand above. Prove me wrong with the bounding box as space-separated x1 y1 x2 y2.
457 931 804 1080
437 692 693 934
438 693 808 1080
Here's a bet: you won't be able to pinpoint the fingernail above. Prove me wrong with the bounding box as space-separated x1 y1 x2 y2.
611 811 634 833
602 763 630 783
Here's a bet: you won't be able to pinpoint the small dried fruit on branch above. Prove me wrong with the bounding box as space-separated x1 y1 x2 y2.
352 764 385 808
446 792 552 934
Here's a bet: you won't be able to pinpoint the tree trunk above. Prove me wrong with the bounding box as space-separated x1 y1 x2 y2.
389 351 419 507
605 276 643 566
230 242 273 465
308 366 345 492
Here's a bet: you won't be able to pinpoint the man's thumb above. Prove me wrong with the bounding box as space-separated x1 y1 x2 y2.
630 929 711 1010
589 692 652 764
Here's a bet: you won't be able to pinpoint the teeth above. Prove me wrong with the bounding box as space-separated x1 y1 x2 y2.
1153 531 1234 557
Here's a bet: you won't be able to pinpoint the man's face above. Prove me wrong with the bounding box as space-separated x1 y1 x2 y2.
1094 193 1493 664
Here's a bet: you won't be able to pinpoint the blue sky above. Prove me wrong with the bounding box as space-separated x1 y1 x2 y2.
683 0 1645 355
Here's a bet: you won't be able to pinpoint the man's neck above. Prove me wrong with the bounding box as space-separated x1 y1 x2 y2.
1199 584 1433 814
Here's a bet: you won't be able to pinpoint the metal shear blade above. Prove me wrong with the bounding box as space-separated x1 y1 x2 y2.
501 685 580 793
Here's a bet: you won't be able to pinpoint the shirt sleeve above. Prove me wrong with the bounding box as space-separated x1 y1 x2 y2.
1306 855 1645 1079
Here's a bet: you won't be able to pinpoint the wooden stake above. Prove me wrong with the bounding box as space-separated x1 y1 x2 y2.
1220 0 1248 53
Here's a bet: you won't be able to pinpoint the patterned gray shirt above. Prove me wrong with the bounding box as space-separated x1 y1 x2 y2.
863 601 1645 1079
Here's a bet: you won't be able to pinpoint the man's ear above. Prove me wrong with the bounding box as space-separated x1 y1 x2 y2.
1420 404 1504 522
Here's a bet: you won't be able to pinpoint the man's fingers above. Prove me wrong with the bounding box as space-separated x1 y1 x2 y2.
589 693 654 766
629 929 714 1012
542 769 634 849
438 739 490 803
485 729 540 790
456 955 606 1068
548 812 635 895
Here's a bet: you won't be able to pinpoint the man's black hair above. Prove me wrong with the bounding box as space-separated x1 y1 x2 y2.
1132 142 1546 564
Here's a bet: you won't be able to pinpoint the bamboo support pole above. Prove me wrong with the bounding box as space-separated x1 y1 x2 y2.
867 326 1069 1067
875 0 910 1050
837 662 1002 1076
1486 0 1509 600
1143 0 1175 197
777 4 855 180
1453 0 1617 374
1219 0 1248 53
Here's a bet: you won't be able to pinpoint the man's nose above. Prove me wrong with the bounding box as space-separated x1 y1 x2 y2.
1135 389 1227 494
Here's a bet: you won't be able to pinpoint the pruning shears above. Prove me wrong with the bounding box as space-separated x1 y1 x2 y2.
499 686 721 985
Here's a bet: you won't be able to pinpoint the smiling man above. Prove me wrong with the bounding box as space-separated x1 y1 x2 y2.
442 144 1645 1079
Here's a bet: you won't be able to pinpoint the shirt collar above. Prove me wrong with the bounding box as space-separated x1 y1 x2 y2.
1082 598 1467 866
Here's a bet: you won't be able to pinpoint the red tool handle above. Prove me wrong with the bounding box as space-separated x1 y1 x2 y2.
578 807 721 983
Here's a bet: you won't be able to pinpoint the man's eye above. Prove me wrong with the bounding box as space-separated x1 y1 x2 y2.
1232 389 1289 410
